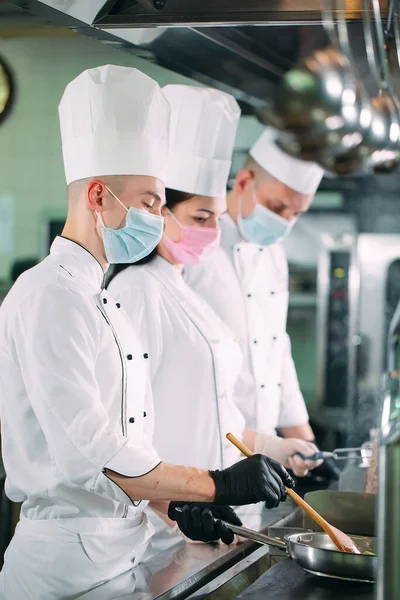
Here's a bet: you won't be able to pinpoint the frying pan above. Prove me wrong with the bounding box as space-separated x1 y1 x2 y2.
223 522 376 583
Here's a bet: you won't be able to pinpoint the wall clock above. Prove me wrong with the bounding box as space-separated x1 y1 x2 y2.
0 58 14 125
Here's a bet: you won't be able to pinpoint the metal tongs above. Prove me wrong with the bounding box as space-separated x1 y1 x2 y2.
296 446 373 462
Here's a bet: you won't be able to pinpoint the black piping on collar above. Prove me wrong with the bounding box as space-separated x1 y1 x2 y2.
57 236 106 290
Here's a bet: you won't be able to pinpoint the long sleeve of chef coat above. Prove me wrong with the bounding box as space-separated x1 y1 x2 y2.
11 285 160 490
277 333 309 429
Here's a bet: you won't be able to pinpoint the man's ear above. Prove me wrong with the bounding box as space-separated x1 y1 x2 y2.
235 169 255 195
87 180 107 213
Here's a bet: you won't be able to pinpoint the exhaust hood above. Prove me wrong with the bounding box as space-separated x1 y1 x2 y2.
9 1 381 110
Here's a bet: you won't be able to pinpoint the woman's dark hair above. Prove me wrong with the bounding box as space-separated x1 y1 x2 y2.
106 188 195 287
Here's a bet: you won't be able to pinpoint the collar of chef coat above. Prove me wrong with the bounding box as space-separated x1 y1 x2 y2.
50 236 105 292
218 211 272 290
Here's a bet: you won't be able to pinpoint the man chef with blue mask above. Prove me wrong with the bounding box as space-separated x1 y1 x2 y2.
0 69 293 599
185 127 328 479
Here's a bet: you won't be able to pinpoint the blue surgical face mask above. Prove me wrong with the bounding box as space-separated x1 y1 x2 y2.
237 202 296 246
97 186 164 264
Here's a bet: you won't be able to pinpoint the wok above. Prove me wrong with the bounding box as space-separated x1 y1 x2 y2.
224 523 376 583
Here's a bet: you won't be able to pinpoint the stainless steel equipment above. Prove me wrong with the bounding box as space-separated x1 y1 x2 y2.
350 234 400 445
144 492 375 599
299 232 400 449
223 524 376 583
286 221 400 453
286 532 375 582
303 490 376 536
269 0 374 173
146 502 300 599
12 0 400 171
288 225 400 452
316 233 359 445
376 301 400 600
362 0 400 173
261 0 359 140
7 0 387 111
282 211 357 446
289 230 400 450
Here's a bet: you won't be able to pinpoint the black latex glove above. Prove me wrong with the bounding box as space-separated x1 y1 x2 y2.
168 502 242 544
209 454 294 509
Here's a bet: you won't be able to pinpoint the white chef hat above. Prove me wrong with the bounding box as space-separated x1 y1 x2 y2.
163 85 241 198
250 127 324 195
58 65 170 185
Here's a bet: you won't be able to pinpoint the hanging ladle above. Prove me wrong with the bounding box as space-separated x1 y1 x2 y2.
307 0 400 175
276 0 373 172
354 0 400 173
259 0 358 140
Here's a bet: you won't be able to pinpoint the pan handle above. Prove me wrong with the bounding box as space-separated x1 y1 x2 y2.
220 521 287 552
173 507 287 551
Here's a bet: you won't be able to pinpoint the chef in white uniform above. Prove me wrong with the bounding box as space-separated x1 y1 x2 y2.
185 127 325 473
0 69 293 600
107 86 315 557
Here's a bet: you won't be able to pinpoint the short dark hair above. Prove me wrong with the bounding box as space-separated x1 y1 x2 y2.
106 188 195 286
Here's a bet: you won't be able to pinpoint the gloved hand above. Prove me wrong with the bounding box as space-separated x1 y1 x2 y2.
307 456 340 482
303 439 340 481
254 433 323 477
209 454 294 509
168 502 242 544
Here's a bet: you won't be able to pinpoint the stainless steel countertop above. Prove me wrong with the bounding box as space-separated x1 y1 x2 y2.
227 558 374 600
145 500 298 599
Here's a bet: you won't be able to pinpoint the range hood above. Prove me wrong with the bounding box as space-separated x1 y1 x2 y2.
9 1 382 111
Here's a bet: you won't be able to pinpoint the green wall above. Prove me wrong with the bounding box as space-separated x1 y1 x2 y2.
287 309 318 414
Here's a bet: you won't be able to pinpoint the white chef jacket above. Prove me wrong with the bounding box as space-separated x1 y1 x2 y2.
109 256 265 554
108 255 245 472
185 213 309 436
0 237 161 598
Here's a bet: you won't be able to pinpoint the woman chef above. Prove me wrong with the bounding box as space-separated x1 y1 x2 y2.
107 85 318 556
0 67 293 600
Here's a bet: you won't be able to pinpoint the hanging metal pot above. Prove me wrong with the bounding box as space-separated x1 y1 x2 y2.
259 0 358 139
364 0 400 173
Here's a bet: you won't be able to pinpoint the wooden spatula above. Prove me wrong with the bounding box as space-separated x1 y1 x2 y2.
226 432 361 554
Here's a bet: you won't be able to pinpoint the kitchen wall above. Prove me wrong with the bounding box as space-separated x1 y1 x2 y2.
0 29 263 282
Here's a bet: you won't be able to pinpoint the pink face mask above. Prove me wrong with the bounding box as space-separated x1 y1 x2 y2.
163 209 221 265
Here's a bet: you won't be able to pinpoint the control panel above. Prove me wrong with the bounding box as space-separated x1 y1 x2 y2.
323 250 351 408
